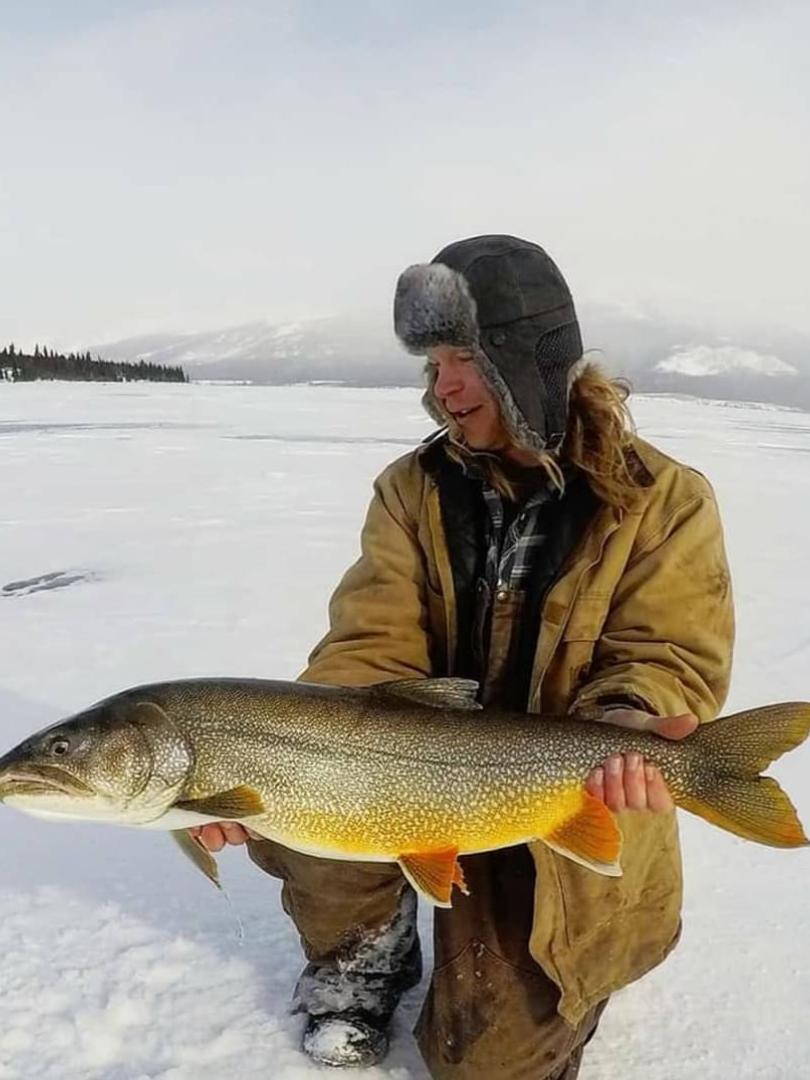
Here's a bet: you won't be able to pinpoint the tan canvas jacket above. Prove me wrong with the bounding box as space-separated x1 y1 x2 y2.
300 435 735 1024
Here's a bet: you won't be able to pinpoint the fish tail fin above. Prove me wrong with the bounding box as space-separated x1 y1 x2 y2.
682 702 810 848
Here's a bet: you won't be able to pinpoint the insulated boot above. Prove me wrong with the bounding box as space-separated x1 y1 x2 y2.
295 887 421 1068
302 1009 389 1068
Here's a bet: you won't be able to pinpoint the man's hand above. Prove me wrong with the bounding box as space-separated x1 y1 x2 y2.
585 709 698 813
189 823 251 852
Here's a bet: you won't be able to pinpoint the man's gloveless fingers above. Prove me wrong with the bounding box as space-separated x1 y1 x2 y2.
645 764 675 812
603 754 627 812
196 823 249 851
622 752 648 810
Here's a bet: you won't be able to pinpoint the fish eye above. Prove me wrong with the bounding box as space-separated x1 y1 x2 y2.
49 737 71 757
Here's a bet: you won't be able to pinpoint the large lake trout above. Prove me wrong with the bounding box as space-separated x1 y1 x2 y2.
0 677 807 905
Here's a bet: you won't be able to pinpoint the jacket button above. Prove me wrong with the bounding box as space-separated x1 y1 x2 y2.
496 590 508 601
490 330 507 346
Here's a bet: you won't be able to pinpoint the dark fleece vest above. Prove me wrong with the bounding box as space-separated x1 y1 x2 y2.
419 437 599 709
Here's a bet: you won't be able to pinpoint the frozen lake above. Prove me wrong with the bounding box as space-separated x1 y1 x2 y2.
1 381 808 1079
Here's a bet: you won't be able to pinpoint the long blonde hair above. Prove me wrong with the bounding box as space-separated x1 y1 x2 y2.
444 362 642 509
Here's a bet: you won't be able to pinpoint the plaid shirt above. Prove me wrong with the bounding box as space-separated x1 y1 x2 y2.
481 481 556 593
468 479 558 689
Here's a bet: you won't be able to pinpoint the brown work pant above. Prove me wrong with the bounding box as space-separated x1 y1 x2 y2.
247 839 605 1080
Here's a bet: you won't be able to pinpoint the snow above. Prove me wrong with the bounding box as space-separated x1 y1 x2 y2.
1 382 808 1080
657 343 797 377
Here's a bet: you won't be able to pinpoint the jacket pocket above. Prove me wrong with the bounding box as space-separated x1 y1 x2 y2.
560 594 609 642
556 594 609 692
530 814 683 1015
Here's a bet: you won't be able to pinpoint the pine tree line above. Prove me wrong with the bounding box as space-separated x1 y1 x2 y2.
0 344 188 384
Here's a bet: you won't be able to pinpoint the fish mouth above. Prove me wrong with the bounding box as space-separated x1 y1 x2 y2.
0 766 94 801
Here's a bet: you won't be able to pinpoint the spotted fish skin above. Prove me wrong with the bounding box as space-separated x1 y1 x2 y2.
0 678 807 905
142 679 690 855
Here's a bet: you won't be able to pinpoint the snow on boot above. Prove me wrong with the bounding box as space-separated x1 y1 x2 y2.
293 887 421 1020
295 888 420 1067
302 1010 389 1068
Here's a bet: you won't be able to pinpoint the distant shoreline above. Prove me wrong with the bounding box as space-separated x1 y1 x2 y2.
1 378 807 416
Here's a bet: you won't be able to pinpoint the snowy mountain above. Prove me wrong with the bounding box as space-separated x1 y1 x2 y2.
92 308 810 410
635 340 807 408
656 344 798 377
94 316 418 387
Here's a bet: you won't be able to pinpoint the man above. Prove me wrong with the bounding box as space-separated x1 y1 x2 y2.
193 235 734 1078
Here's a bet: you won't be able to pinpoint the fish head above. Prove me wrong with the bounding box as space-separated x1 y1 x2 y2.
0 696 193 826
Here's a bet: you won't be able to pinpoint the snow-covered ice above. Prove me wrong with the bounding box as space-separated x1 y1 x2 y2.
1 382 808 1079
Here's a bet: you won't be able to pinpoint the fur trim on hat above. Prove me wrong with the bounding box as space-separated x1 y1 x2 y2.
396 263 537 446
420 349 547 453
394 263 480 352
422 352 589 456
395 262 581 453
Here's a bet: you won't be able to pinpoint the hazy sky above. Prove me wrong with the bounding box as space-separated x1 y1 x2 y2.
2 0 809 348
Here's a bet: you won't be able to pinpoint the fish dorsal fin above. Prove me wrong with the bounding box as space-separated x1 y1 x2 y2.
398 847 469 907
543 791 623 877
375 677 481 711
175 785 265 819
171 829 221 889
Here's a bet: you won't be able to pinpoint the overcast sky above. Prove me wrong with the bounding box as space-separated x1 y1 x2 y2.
2 0 808 349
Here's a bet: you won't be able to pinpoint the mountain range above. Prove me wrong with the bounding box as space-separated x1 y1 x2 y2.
93 306 810 410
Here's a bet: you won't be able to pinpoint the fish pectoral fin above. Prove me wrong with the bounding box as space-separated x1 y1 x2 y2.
542 791 623 877
171 829 221 889
398 847 468 907
375 677 481 711
175 785 265 819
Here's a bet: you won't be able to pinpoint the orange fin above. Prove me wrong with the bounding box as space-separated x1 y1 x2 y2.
544 791 623 876
678 702 810 847
398 847 469 907
679 780 809 848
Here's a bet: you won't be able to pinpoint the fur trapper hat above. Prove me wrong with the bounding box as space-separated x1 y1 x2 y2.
393 234 583 451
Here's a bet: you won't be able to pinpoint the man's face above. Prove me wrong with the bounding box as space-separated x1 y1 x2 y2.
427 345 510 452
